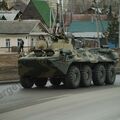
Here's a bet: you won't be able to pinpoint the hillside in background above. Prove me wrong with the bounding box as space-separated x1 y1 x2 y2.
0 0 119 14
67 0 119 14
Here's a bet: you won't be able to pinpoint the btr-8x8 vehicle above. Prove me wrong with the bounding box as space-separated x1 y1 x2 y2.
18 36 119 89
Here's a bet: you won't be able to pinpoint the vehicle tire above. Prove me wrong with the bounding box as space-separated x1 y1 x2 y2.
35 78 47 88
50 78 61 87
93 64 106 86
105 64 116 85
65 65 81 89
20 77 34 89
81 65 92 87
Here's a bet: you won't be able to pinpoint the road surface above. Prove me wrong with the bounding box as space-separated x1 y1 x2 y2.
0 75 120 120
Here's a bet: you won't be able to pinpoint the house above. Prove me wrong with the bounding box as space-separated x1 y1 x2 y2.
0 20 49 52
68 20 109 45
22 0 53 28
68 20 108 37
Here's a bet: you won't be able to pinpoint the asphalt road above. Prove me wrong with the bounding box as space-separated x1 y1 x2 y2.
0 75 120 120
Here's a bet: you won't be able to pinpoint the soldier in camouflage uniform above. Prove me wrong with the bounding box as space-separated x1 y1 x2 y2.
36 35 48 49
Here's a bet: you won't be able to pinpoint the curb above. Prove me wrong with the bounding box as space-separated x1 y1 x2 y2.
0 80 20 85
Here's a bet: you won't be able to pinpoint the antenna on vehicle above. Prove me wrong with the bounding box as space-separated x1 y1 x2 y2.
93 0 100 47
53 0 65 36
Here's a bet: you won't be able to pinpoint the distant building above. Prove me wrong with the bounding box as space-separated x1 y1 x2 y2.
68 20 109 45
0 20 49 51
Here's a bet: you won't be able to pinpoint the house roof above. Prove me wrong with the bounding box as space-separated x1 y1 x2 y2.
0 20 40 34
72 14 108 21
31 0 52 27
72 32 103 38
22 0 52 28
0 10 20 20
0 15 4 20
68 20 108 33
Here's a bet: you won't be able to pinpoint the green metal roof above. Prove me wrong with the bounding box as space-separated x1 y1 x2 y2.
68 20 108 32
32 0 52 27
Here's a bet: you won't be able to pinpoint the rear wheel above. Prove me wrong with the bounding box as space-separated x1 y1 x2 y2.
50 78 61 87
93 64 106 86
35 78 47 88
20 77 34 89
105 64 116 85
65 65 81 89
81 65 92 87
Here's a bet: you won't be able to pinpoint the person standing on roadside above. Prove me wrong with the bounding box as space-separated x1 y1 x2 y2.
20 39 24 52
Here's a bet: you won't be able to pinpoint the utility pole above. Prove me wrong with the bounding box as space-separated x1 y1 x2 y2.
59 0 63 27
49 9 52 33
93 0 100 47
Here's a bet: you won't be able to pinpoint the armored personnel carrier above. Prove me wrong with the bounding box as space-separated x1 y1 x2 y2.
18 36 119 89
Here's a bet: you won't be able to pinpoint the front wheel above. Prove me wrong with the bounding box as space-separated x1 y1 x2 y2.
20 77 34 89
65 65 81 89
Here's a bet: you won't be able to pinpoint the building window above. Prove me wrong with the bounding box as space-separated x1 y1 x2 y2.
6 39 10 48
17 39 22 47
